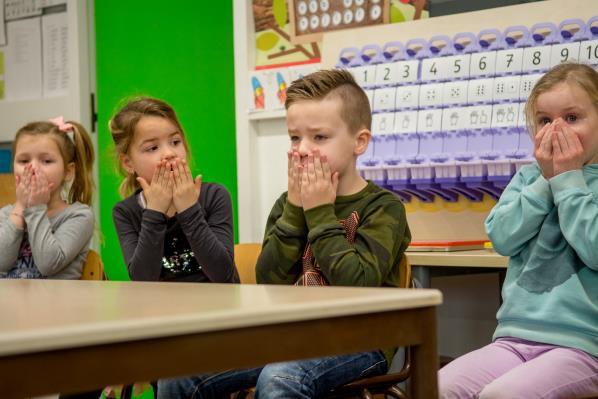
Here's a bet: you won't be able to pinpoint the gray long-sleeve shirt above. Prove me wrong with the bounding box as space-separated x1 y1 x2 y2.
112 182 239 283
0 203 94 279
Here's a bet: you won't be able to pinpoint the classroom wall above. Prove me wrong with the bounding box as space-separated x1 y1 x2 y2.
95 1 237 280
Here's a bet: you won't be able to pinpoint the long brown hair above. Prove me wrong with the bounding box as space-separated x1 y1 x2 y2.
109 97 189 197
13 121 95 205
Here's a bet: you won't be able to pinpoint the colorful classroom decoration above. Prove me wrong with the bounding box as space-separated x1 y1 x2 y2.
253 0 428 69
337 16 598 203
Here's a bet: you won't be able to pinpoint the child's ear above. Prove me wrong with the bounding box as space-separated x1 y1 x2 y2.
65 162 75 182
354 129 372 156
120 153 135 174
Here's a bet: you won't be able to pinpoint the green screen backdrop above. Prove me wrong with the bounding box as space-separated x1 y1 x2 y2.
95 1 237 280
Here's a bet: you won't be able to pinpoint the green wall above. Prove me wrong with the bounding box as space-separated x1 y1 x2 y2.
95 1 237 280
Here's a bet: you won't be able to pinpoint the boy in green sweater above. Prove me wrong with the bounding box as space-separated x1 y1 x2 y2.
158 69 411 399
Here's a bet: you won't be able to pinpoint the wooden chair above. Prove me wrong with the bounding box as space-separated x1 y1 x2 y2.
234 243 262 284
0 174 16 208
324 255 413 399
232 247 414 399
80 249 105 280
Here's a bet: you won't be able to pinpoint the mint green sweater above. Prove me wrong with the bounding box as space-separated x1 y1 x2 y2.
486 164 598 356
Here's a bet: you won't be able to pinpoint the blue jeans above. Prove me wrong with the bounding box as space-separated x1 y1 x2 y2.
158 350 387 399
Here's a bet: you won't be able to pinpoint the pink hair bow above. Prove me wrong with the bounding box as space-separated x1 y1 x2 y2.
49 116 75 143
49 116 74 132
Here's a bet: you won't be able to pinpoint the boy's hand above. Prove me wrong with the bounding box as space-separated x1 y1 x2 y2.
300 150 339 211
137 160 173 214
287 151 302 207
552 119 584 176
28 167 53 207
534 121 555 179
15 164 32 209
172 158 201 213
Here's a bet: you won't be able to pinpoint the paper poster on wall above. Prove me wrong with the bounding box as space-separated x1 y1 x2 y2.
253 0 428 69
0 0 6 46
4 17 43 101
0 49 5 100
42 11 69 97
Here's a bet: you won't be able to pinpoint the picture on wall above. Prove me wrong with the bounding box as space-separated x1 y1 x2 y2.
253 0 429 69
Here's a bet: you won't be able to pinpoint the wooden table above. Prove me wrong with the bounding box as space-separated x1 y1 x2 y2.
0 280 442 398
407 250 508 288
408 250 507 269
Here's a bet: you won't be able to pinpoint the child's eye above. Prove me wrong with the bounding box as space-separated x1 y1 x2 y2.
42 159 54 164
145 146 158 152
171 139 182 146
538 117 551 126
16 159 29 164
289 136 300 142
565 114 578 123
314 134 327 141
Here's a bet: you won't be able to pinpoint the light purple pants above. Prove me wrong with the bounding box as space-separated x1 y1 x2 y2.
438 337 598 399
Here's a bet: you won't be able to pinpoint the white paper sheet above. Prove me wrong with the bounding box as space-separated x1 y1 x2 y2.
42 12 69 98
0 0 6 46
0 49 5 100
4 17 43 101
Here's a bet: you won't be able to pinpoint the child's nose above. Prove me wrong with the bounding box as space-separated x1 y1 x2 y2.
298 140 312 156
162 148 177 161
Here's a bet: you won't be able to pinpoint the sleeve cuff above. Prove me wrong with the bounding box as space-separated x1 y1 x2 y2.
527 174 553 205
142 208 167 224
24 204 47 217
550 170 588 202
304 204 337 231
281 201 306 230
177 201 204 223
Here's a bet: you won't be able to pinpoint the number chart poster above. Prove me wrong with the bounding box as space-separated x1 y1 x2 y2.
253 0 429 69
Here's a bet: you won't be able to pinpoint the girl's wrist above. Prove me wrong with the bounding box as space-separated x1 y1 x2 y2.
13 203 26 215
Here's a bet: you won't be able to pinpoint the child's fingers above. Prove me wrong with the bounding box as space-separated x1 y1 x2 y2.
195 175 202 191
136 177 150 192
172 160 182 187
568 128 584 155
166 171 174 190
307 153 315 183
540 126 553 154
301 163 309 186
534 123 550 149
292 152 301 180
152 162 161 185
182 159 193 183
556 129 571 154
313 150 324 180
177 159 188 184
552 131 563 157
321 155 331 179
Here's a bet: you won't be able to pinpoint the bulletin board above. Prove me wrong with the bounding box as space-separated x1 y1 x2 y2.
321 0 597 242
0 0 93 144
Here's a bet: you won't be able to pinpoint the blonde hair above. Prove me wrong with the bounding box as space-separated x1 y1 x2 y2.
525 63 598 135
285 69 372 133
13 121 95 205
109 97 189 198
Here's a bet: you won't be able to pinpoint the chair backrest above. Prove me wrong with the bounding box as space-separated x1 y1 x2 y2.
234 243 261 284
232 244 411 289
81 249 105 280
0 174 16 208
398 254 412 289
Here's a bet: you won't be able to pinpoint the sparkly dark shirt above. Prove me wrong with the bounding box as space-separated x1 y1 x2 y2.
160 217 203 280
112 183 239 283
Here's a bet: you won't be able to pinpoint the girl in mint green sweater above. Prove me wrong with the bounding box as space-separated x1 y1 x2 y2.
439 63 598 398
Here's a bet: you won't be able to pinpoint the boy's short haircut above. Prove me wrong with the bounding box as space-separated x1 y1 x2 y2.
285 69 372 133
